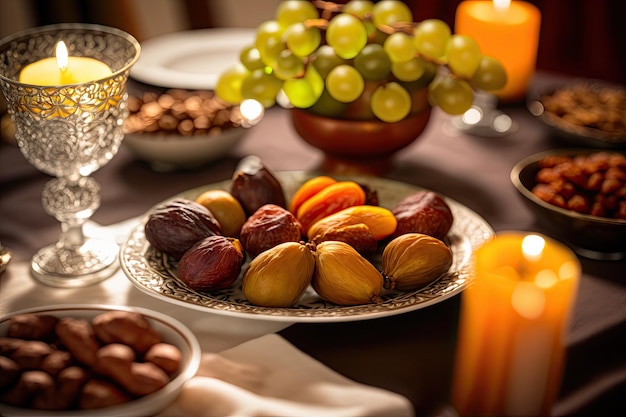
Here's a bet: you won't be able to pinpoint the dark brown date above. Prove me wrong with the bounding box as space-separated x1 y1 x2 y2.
230 155 287 216
145 198 222 260
240 204 303 258
390 191 453 240
92 311 162 354
178 235 245 291
0 356 20 390
7 314 58 341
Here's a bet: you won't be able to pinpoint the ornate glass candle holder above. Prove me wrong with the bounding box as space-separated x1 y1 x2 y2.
0 24 140 287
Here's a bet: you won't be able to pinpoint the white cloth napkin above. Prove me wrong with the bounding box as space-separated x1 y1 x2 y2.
2 219 415 417
157 334 414 417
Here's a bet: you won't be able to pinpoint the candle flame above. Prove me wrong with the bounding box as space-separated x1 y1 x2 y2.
493 0 511 11
522 234 545 262
55 41 69 71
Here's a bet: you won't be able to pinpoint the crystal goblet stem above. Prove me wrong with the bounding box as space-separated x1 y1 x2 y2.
0 24 140 287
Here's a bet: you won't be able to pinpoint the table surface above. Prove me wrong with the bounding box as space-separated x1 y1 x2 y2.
1 72 625 417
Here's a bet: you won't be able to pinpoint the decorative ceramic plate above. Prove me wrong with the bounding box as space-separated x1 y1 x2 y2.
120 172 494 323
130 28 254 90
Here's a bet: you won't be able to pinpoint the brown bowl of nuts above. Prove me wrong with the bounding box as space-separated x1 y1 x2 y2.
527 79 626 149
0 304 200 417
123 89 253 171
511 149 626 260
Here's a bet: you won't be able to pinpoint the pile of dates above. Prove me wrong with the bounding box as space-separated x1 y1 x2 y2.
0 311 181 411
144 155 455 307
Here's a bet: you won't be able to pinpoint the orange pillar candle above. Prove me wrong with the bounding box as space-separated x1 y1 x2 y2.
455 0 541 102
451 232 580 416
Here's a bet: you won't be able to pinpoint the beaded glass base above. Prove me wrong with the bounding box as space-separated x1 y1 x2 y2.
0 24 140 287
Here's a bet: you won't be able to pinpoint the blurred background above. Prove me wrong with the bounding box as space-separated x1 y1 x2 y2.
1 0 624 86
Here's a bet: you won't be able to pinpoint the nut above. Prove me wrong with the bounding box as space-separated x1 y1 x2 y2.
123 89 243 137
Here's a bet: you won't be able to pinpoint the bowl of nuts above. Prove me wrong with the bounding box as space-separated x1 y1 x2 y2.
511 149 626 260
527 79 626 149
123 89 253 171
0 304 201 416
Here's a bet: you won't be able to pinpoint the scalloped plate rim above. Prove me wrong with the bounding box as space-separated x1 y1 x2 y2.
120 172 494 323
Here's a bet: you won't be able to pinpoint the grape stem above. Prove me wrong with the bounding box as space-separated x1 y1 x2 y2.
304 18 329 30
378 22 415 36
312 0 343 20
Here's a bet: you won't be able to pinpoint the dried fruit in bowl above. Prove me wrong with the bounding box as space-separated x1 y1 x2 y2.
531 151 626 219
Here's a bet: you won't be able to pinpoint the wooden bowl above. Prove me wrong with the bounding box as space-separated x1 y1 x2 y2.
290 87 432 175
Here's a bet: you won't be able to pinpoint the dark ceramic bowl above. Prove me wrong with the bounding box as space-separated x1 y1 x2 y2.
527 79 626 149
511 149 626 260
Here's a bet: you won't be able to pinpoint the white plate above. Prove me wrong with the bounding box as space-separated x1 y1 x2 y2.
120 172 494 323
130 28 255 90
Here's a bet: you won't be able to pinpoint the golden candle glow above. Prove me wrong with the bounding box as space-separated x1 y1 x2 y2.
19 41 112 86
452 232 580 416
455 0 541 101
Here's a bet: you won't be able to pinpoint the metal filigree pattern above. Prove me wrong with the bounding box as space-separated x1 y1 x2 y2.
120 173 494 323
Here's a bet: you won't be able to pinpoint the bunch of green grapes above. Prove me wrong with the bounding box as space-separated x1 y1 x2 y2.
216 0 507 123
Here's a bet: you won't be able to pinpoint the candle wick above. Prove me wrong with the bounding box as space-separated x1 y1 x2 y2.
518 259 532 281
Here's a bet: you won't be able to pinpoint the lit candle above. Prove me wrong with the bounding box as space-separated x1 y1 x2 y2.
19 41 112 86
451 232 580 416
455 0 541 101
